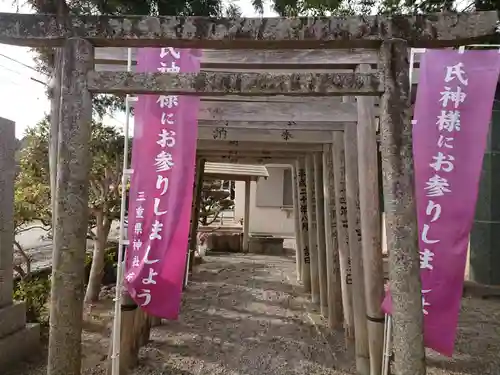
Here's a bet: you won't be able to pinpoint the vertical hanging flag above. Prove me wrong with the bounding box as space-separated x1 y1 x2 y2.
124 47 201 319
382 49 500 356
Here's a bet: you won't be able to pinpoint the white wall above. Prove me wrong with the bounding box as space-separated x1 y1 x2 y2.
234 165 295 237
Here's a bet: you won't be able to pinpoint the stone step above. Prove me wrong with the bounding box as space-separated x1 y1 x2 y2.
0 323 40 369
0 301 27 338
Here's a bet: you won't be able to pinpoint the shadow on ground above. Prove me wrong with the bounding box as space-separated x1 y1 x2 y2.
135 253 354 375
4 252 500 375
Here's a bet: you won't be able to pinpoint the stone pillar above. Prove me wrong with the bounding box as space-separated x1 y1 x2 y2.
332 133 355 339
306 154 320 304
0 117 40 369
47 37 94 375
314 153 328 316
292 165 303 281
242 180 251 252
379 39 425 375
296 159 311 292
344 125 370 375
0 118 15 309
322 144 343 328
356 63 385 375
470 96 500 285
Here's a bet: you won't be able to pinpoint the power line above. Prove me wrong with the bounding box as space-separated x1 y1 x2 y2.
0 53 48 76
0 63 23 76
0 63 48 86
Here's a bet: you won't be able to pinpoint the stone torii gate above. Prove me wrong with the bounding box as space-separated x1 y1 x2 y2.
1 10 499 375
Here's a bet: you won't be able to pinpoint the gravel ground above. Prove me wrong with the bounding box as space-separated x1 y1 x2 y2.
134 252 354 375
5 251 500 375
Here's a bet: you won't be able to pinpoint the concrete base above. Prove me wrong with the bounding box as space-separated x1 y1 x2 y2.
248 236 285 255
206 233 243 252
0 323 40 369
0 301 40 369
0 301 27 337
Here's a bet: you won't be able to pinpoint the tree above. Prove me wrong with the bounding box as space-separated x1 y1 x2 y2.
85 123 128 303
253 0 497 16
17 118 128 301
13 119 52 278
198 180 234 226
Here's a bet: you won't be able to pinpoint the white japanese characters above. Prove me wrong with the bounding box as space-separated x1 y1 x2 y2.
125 47 182 308
136 47 181 307
419 59 469 316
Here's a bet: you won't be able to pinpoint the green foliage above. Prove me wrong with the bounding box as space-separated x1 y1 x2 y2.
18 117 129 240
255 0 495 17
15 117 52 238
199 180 234 226
87 122 128 229
26 0 228 118
13 275 51 324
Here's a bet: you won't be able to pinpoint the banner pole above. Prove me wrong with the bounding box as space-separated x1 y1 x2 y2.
111 47 133 375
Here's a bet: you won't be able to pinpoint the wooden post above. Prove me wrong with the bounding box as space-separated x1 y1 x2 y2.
314 153 328 316
356 63 385 375
306 154 320 304
332 133 355 339
188 158 205 272
344 125 370 375
292 164 303 281
379 39 425 375
47 37 93 375
105 295 148 375
243 180 251 252
296 158 311 292
322 144 343 328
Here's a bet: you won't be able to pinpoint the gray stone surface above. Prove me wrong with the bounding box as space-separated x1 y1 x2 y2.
1 12 499 49
0 117 15 307
88 71 383 96
471 101 500 285
0 118 40 369
206 233 242 252
248 236 284 255
47 37 94 375
0 323 40 370
379 39 425 375
0 301 27 338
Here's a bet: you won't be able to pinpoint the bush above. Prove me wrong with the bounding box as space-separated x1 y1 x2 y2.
13 275 51 324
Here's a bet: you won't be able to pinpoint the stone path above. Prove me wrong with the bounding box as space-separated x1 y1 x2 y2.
133 252 355 375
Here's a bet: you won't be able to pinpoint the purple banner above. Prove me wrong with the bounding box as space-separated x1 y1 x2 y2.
382 50 500 356
124 47 201 319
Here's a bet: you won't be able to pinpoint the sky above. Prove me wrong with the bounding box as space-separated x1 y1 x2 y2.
0 0 278 139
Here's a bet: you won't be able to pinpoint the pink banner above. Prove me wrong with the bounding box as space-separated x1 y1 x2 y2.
124 47 201 319
382 50 500 355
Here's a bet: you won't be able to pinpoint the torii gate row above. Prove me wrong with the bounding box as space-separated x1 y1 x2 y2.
127 97 363 134
1 10 498 375
195 111 378 375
